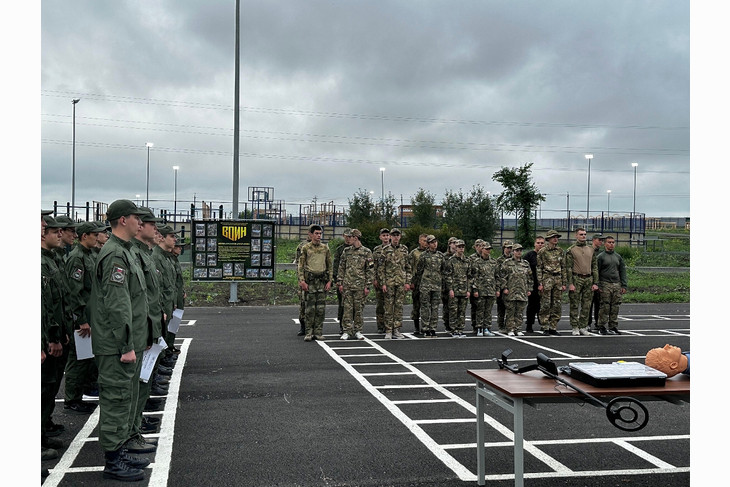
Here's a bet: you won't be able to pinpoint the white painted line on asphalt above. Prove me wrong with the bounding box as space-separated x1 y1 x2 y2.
612 439 676 469
391 398 458 405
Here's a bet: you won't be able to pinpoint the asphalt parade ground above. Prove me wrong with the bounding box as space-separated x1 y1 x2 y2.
41 302 691 486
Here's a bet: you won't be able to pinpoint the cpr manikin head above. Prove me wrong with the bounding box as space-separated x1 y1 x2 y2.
645 344 688 377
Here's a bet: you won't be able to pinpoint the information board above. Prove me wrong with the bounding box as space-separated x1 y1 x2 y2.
191 219 276 281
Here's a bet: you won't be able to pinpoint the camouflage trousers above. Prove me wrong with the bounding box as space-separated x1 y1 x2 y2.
505 299 528 333
375 287 385 331
419 289 441 332
539 275 564 330
304 290 327 336
598 281 623 329
473 295 496 330
298 289 306 329
383 284 407 332
569 275 594 329
342 289 367 334
448 295 469 332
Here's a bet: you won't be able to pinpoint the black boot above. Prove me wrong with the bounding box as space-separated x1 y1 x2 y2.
413 318 421 335
120 448 151 469
103 449 145 481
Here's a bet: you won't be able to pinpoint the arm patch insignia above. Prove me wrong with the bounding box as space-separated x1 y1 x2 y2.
111 265 127 284
72 267 84 282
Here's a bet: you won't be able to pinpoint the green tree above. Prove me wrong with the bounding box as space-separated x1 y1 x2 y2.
441 185 498 247
346 189 376 228
410 188 438 227
492 163 545 247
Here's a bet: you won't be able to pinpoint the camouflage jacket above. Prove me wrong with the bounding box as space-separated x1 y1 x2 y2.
537 243 566 287
377 243 411 288
408 246 426 287
372 244 386 285
337 245 375 290
499 258 534 301
444 253 471 296
415 249 444 293
332 242 349 282
297 241 333 286
469 254 500 297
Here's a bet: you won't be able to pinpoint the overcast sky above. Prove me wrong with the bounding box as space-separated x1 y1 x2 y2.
38 0 690 220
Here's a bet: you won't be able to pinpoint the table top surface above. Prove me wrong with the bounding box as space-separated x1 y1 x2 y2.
467 368 690 398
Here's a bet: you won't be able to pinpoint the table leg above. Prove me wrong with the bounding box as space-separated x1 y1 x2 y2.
476 382 486 486
513 397 524 487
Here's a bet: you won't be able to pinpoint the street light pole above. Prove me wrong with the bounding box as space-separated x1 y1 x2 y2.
606 189 611 215
584 154 593 222
632 163 638 216
145 142 154 206
173 166 179 224
71 98 80 213
380 167 385 204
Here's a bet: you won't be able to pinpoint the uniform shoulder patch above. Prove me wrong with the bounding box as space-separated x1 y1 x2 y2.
71 267 84 282
110 265 127 284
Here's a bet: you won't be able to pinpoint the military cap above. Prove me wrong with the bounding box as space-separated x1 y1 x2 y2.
308 224 323 233
512 243 523 251
350 229 362 238
107 199 147 221
474 239 485 247
43 215 64 228
426 234 437 243
380 228 390 235
482 241 493 249
55 215 78 229
592 233 605 240
137 207 164 223
342 228 352 237
41 209 53 216
95 220 110 231
76 221 104 235
455 239 466 247
545 229 562 239
158 225 180 236
502 240 513 248
389 228 402 235
174 236 184 247
448 236 457 244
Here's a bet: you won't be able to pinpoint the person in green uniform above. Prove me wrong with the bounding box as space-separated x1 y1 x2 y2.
63 221 106 414
88 199 153 481
155 225 180 363
372 228 390 333
408 234 428 334
297 224 333 341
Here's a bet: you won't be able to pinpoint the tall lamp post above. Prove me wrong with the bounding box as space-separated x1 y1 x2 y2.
631 162 639 237
71 98 80 213
145 142 154 206
606 189 611 215
173 166 179 224
380 167 385 203
584 154 593 223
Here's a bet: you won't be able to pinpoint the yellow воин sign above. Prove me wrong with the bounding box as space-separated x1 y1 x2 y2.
221 225 247 241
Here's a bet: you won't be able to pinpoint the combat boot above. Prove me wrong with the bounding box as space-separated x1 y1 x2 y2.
120 448 151 469
103 448 145 481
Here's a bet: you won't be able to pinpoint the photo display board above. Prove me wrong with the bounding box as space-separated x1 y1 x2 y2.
191 219 276 281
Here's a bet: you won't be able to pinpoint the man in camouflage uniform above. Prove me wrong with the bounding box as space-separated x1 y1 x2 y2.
62 221 106 415
469 241 499 337
587 234 604 331
537 229 566 336
596 235 627 335
378 228 411 339
415 235 445 337
333 228 353 333
445 239 471 337
496 241 513 332
297 224 333 341
499 243 533 336
565 228 598 336
408 233 428 334
468 240 484 333
372 228 390 333
522 236 545 333
441 236 458 331
337 229 374 340
295 234 311 336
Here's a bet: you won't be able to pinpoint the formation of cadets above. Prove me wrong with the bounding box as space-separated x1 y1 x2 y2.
297 225 627 341
40 199 187 482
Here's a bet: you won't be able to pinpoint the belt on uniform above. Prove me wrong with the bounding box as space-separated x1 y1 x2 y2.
575 273 591 278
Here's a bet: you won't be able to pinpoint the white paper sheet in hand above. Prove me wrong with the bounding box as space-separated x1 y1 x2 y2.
140 337 168 383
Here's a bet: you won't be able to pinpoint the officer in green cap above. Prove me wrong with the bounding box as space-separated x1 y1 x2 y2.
87 199 153 480
537 229 567 336
333 228 353 333
154 225 180 364
378 228 411 339
62 221 106 415
496 240 513 332
372 228 390 333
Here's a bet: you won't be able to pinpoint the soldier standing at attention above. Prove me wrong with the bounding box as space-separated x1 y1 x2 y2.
587 234 604 331
295 234 311 336
537 229 566 336
499 243 533 336
333 229 353 333
445 239 470 337
441 236 458 332
337 229 374 340
467 240 484 334
408 234 428 334
415 235 445 337
496 241 513 332
298 224 333 341
469 241 499 337
378 228 411 339
372 228 390 333
522 236 544 333
565 228 598 336
596 235 628 335
88 199 152 481
62 221 105 415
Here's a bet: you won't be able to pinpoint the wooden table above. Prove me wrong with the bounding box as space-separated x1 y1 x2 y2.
467 368 690 486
